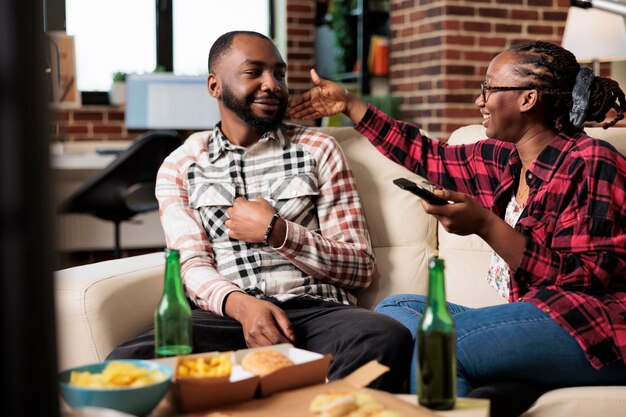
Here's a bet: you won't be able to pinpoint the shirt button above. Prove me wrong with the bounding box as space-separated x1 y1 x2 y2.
527 173 533 180
544 307 551 313
517 297 523 302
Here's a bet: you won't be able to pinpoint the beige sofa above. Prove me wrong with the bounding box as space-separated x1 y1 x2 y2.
55 125 626 417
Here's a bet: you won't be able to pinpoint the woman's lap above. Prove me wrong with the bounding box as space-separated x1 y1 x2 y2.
375 294 626 395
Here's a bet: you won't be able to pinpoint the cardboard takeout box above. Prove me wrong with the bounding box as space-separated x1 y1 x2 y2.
173 344 332 412
177 360 438 417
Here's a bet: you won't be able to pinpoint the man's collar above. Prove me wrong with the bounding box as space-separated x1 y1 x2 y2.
207 123 287 162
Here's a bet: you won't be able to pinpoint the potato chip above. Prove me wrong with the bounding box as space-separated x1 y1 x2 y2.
69 361 167 389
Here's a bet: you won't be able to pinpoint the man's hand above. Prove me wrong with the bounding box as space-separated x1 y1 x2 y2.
225 197 276 242
225 292 295 348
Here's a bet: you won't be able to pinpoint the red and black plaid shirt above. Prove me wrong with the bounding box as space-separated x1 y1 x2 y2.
357 106 626 369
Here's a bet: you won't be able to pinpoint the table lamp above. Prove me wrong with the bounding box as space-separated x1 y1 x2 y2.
562 6 626 74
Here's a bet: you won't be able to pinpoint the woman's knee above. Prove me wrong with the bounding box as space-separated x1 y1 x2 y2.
374 294 428 336
374 294 428 313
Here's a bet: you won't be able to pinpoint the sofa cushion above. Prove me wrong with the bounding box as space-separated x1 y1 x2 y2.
54 252 164 369
316 127 439 308
521 386 626 417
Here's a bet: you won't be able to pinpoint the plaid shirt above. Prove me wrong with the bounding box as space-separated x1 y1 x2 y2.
156 124 374 316
357 106 626 368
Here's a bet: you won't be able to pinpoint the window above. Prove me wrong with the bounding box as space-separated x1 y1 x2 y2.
65 0 157 91
64 0 271 92
173 0 270 76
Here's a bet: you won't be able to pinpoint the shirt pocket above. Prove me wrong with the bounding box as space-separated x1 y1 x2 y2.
188 181 236 239
270 173 320 221
519 213 553 247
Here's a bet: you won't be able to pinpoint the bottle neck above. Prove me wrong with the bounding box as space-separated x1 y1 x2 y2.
427 260 447 313
164 250 185 296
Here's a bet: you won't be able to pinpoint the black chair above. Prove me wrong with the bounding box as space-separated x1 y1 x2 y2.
58 130 183 258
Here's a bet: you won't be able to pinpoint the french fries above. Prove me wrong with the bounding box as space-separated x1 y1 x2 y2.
176 354 232 379
69 361 167 388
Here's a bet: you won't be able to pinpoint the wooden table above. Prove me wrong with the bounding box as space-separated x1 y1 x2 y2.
64 395 489 417
63 357 489 417
396 395 490 417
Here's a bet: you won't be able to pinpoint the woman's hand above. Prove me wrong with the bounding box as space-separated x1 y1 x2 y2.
288 69 368 123
423 189 526 269
420 189 494 236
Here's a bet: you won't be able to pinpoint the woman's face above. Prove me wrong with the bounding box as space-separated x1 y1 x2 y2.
475 51 530 141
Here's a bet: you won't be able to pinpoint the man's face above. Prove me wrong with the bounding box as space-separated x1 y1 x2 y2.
214 35 289 133
221 79 287 133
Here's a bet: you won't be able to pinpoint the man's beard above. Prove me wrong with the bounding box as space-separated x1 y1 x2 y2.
222 84 287 133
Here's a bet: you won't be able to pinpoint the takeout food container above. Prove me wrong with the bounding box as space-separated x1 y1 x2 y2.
173 343 332 412
178 360 439 417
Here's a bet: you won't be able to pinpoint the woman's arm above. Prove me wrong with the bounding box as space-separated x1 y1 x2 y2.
423 189 526 270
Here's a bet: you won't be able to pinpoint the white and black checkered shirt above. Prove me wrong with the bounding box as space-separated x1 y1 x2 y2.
156 124 374 315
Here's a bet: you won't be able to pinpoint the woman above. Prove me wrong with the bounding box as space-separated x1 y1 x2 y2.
288 41 626 395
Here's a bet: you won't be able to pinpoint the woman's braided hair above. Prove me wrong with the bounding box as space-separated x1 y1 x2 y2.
509 41 625 131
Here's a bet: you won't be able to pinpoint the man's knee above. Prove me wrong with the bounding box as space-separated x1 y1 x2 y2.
360 311 413 354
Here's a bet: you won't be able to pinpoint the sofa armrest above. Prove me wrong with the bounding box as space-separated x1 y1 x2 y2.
54 252 165 370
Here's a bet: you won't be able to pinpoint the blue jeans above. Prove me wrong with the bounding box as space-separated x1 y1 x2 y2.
375 294 626 395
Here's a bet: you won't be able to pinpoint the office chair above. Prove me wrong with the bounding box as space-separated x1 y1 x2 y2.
58 130 183 258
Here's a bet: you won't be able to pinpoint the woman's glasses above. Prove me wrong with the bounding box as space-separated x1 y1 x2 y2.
480 81 537 102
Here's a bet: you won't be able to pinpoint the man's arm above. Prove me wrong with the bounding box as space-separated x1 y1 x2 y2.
271 130 375 290
156 136 245 315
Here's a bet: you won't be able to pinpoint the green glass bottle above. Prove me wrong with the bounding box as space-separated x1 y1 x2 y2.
417 257 456 410
154 248 192 357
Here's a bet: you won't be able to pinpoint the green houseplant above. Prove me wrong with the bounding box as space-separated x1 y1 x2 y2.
330 0 355 73
109 71 127 106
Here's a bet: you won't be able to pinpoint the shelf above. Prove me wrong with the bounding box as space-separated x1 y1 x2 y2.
316 0 390 95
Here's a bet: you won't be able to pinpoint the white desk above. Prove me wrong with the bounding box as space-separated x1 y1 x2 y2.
52 145 166 252
51 152 116 171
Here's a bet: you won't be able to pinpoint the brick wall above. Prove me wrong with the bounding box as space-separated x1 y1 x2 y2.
50 106 147 143
390 0 571 138
286 0 317 96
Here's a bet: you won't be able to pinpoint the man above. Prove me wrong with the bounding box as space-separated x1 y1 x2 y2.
108 30 411 392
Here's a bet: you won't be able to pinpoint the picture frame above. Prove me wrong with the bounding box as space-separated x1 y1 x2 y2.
46 31 81 108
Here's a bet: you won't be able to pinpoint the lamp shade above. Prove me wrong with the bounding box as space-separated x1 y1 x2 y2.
562 6 626 62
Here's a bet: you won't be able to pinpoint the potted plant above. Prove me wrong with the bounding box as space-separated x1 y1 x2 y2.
330 0 355 73
109 71 127 106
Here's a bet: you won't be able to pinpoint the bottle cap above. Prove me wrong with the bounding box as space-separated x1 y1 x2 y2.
428 256 444 268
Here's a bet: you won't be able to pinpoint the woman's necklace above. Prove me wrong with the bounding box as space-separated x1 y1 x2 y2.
517 182 529 199
517 169 529 200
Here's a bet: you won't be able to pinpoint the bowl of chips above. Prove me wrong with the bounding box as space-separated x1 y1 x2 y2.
58 360 173 416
